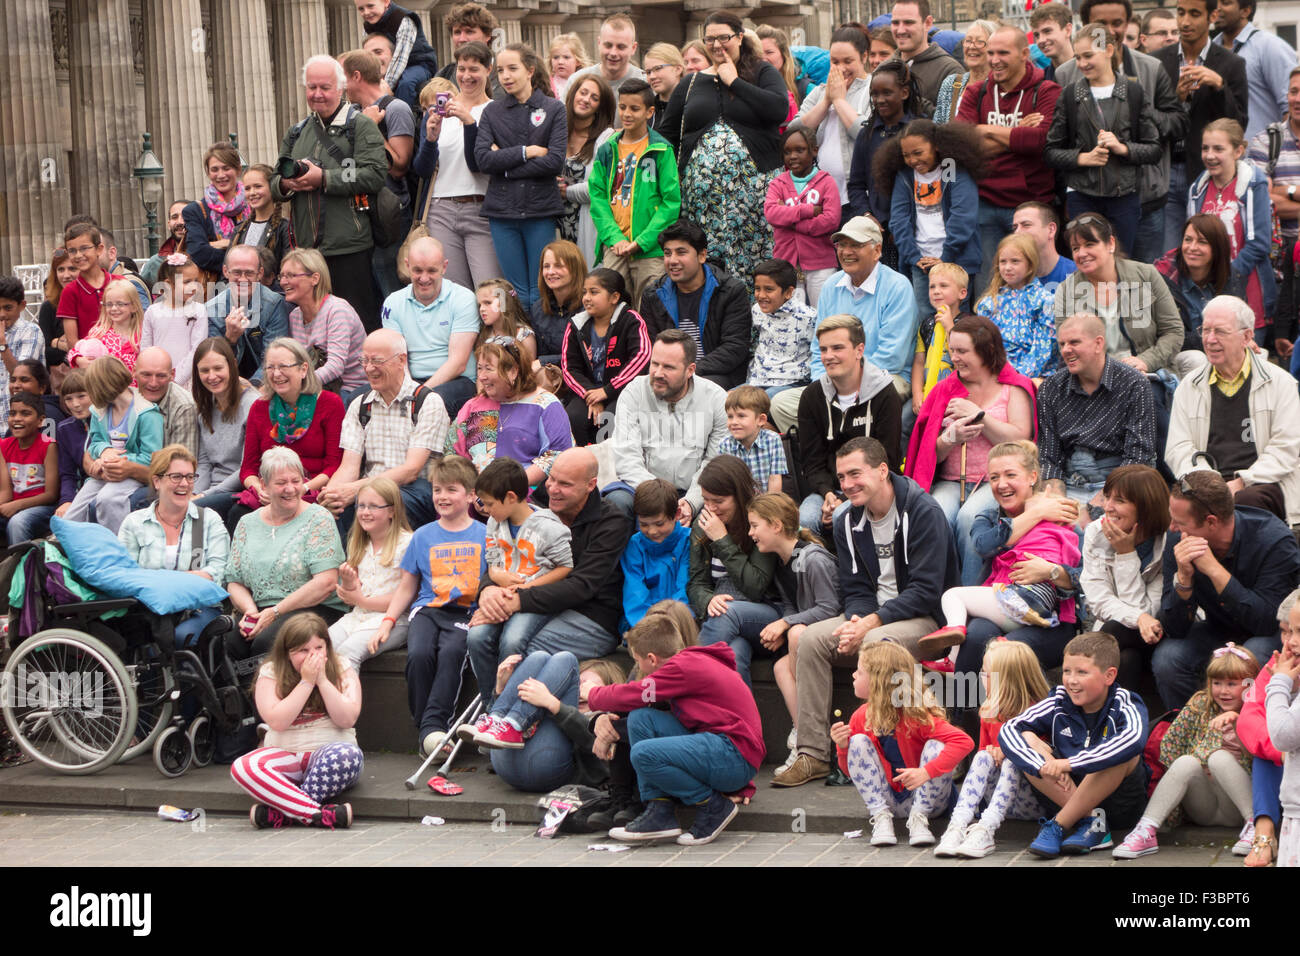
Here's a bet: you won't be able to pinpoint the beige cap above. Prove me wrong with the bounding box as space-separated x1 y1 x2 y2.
831 215 883 245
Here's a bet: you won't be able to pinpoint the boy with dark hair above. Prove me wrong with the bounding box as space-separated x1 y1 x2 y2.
375 455 488 757
999 631 1150 858
0 278 46 436
620 478 690 630
55 222 126 348
588 611 765 845
463 457 573 726
720 385 787 494
589 77 681 307
748 258 817 404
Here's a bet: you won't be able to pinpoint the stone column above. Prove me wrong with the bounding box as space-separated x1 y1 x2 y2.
211 0 278 167
142 0 217 206
272 0 330 134
67 0 140 246
0 0 74 269
325 0 363 55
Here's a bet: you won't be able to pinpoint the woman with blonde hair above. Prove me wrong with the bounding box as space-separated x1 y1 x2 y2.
279 247 367 399
642 43 685 131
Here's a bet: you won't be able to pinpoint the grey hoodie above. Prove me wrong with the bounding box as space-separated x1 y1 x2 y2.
775 540 842 628
485 507 573 582
1266 672 1300 816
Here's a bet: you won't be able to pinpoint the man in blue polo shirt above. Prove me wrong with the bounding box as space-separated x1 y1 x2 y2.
381 236 480 415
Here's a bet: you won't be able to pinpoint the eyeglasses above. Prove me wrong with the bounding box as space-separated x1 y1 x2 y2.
227 269 259 279
356 502 394 512
360 355 399 368
278 271 312 282
104 301 133 311
264 362 305 374
164 472 198 484
703 32 738 46
645 63 673 75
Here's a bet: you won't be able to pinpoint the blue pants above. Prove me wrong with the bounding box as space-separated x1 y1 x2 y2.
1163 161 1189 254
976 202 1016 298
526 609 619 660
174 607 221 649
799 494 850 536
627 707 756 805
394 64 434 113
430 376 477 419
955 616 1076 680
697 600 781 687
1151 621 1280 710
1132 201 1167 264
1066 191 1141 257
466 611 550 709
489 650 579 792
489 217 557 311
194 490 237 528
1253 754 1283 826
406 605 470 736
1 505 53 545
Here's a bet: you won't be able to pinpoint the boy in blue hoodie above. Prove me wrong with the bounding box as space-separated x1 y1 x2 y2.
999 631 1150 859
620 478 690 632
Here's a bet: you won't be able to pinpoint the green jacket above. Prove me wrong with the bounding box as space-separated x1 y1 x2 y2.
588 128 681 262
686 523 777 619
270 103 388 256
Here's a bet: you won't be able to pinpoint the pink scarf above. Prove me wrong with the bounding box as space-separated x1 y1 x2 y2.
203 183 249 239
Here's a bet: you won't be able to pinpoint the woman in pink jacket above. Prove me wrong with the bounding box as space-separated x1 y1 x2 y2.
763 127 840 308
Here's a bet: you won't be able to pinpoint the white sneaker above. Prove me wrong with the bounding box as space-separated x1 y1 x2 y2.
907 809 935 847
786 727 797 751
869 810 897 846
1232 819 1255 856
933 822 966 857
421 730 447 758
956 823 996 859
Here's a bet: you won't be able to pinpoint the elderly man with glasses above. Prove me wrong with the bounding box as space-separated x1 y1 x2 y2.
318 328 450 531
205 244 290 382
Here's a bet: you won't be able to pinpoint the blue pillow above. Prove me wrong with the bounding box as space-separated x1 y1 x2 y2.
51 516 229 615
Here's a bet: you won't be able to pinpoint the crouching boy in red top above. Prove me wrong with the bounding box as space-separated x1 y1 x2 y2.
587 611 765 846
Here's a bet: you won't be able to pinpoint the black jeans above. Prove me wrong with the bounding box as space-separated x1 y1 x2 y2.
325 249 381 332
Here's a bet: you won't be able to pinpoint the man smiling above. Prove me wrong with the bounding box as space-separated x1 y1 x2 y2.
562 14 645 97
889 0 961 103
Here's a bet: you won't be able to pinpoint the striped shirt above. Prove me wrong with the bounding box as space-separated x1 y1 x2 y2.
719 429 788 493
1248 121 1300 236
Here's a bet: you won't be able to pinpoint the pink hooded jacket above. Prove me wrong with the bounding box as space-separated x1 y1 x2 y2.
764 169 841 273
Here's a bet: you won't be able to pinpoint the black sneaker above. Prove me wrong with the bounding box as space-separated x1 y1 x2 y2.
676 792 739 846
608 798 681 841
612 801 644 827
250 804 288 829
311 803 353 829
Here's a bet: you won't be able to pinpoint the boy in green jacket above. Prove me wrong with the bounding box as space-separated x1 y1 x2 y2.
589 78 682 308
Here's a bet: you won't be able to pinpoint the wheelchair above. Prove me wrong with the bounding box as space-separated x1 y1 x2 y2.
0 538 255 777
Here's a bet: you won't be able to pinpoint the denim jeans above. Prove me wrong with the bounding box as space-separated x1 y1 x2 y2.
488 217 558 310
527 609 619 660
954 615 1076 680
1253 754 1283 825
1062 449 1123 519
1 505 54 545
627 707 756 804
431 375 478 419
1066 192 1141 257
697 600 781 687
489 650 579 793
799 494 850 536
173 607 221 649
1163 161 1189 254
1132 201 1167 265
194 490 237 526
393 63 434 112
1151 621 1280 710
466 612 551 709
976 202 1016 297
930 480 997 586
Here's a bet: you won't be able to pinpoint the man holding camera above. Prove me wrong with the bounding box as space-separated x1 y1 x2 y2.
272 54 389 330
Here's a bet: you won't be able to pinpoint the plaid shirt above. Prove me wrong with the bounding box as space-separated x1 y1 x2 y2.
719 429 788 494
117 501 231 586
340 373 450 478
157 383 200 458
0 318 46 436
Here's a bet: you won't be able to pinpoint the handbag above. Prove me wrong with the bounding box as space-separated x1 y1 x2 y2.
398 175 436 284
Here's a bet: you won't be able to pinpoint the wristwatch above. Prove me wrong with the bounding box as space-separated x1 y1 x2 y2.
0 345 8 354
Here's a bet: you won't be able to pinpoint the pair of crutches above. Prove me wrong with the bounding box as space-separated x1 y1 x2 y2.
404 694 485 790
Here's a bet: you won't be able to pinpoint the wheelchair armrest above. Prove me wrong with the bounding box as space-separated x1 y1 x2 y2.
52 598 141 617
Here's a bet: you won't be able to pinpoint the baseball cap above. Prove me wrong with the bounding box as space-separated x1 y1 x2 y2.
831 216 883 245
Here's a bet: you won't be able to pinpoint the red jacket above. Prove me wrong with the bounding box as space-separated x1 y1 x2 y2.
978 717 1004 751
586 643 765 773
1238 657 1283 765
836 704 974 792
764 169 841 272
955 64 1061 209
239 389 345 485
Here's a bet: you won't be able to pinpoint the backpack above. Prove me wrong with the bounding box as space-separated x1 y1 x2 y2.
1143 708 1180 796
282 105 404 247
1265 121 1287 276
356 383 433 473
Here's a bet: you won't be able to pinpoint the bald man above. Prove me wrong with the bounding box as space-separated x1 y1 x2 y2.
470 447 632 672
125 347 200 510
380 236 480 415
319 328 451 531
1037 313 1157 519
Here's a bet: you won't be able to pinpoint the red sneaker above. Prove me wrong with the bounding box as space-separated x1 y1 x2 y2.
479 719 526 750
920 657 955 674
457 712 493 744
916 625 966 660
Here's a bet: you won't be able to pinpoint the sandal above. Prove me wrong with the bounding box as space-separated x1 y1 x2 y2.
1244 833 1276 868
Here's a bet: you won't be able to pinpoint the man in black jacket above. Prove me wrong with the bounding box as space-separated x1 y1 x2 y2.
1154 0 1248 249
639 219 753 389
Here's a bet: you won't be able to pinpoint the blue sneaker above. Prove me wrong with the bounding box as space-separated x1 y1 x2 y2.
1028 817 1066 858
608 798 681 842
1061 809 1112 854
677 792 740 846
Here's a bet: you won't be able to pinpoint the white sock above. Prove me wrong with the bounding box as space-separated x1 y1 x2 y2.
1135 816 1157 832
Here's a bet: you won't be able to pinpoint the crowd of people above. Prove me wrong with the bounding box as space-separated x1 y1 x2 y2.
7 0 1300 858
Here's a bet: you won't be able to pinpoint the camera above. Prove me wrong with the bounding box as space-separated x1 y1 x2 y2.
435 91 451 116
277 156 309 180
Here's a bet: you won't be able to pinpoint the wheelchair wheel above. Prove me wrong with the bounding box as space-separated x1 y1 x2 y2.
153 725 193 778
120 644 175 762
0 629 136 774
187 715 214 768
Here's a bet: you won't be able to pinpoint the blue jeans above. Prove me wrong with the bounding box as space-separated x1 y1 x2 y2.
194 490 236 526
1 505 54 545
930 480 997 586
955 615 1076 679
466 611 551 709
1151 621 1280 710
526 609 619 660
910 264 936 329
976 202 1016 297
431 376 478 419
489 217 557 311
394 64 434 112
1062 449 1123 520
1163 161 1189 254
1066 191 1141 257
489 650 579 792
799 494 850 536
1253 755 1283 825
627 707 756 805
1133 201 1167 264
697 600 780 687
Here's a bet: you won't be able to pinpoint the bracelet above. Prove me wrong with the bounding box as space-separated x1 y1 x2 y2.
382 615 396 625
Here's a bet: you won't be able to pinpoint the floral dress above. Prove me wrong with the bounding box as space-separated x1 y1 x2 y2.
975 280 1058 378
68 328 140 374
682 122 776 295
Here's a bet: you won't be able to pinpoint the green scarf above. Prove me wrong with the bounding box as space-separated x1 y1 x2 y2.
268 392 318 445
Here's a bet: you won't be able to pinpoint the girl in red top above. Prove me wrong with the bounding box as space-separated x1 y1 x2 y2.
0 392 58 545
934 639 1049 859
832 640 973 848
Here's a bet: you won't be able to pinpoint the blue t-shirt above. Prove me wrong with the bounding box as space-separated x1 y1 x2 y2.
1040 256 1077 295
400 519 488 612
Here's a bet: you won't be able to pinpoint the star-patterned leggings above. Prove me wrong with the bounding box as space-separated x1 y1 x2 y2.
948 749 1042 832
231 743 364 823
847 736 954 819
